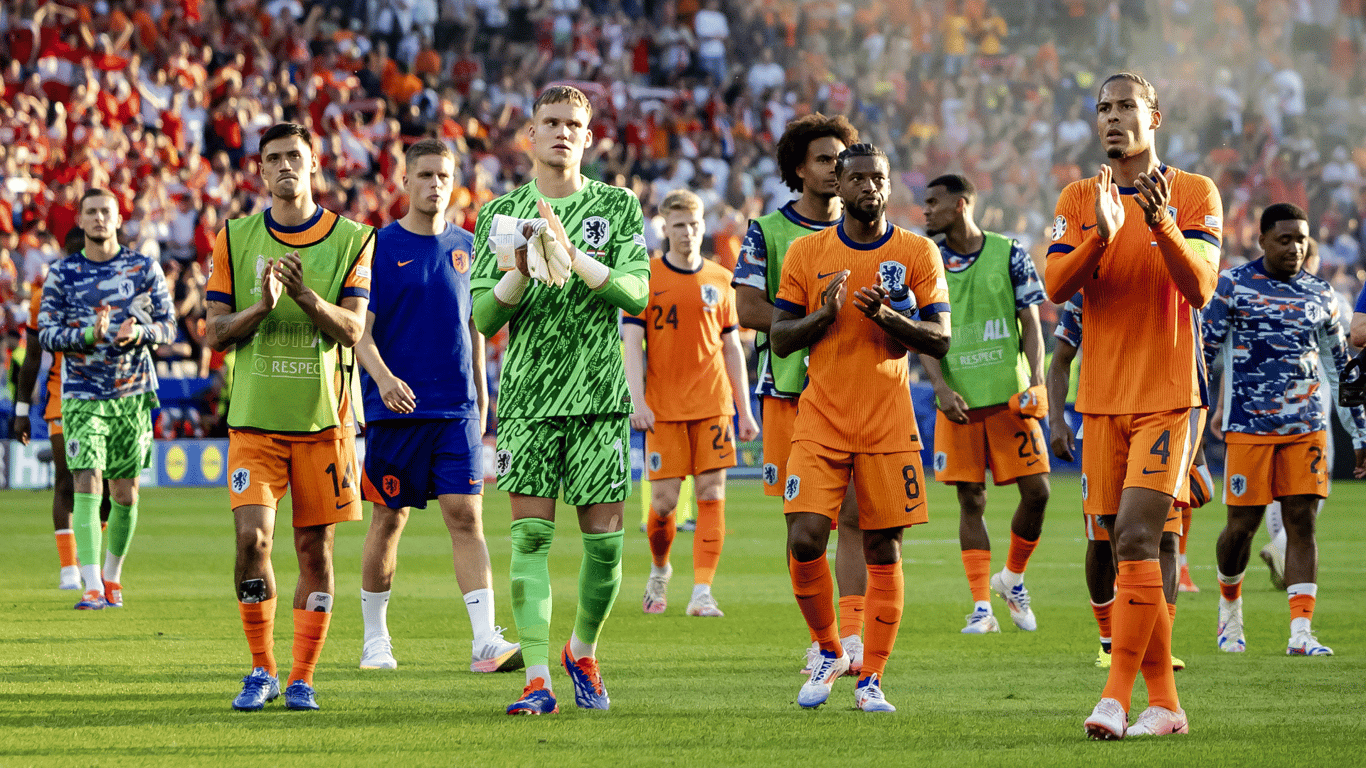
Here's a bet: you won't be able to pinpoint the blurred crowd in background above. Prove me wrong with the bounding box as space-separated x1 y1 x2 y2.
3 0 1366 437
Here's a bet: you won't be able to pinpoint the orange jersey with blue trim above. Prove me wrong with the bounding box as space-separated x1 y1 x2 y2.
624 256 739 421
775 223 949 453
205 207 373 305
1048 165 1221 415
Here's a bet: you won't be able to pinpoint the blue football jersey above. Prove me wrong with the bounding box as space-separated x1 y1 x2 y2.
362 221 480 422
1203 258 1366 445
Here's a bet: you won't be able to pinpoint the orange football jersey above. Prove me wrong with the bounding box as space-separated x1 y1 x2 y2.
26 272 63 421
775 224 949 453
624 256 739 422
1047 165 1221 415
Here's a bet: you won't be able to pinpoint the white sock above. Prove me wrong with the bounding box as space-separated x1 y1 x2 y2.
998 568 1024 589
526 664 552 688
80 564 102 592
102 550 125 584
464 588 495 645
568 630 595 660
650 562 671 579
360 589 391 642
60 564 80 581
1217 570 1244 587
690 583 710 600
1178 552 1188 568
1272 527 1287 552
973 600 992 613
1265 501 1283 540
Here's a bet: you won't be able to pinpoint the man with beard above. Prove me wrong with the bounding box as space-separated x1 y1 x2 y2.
771 143 951 713
732 113 869 673
1046 73 1222 740
918 173 1050 635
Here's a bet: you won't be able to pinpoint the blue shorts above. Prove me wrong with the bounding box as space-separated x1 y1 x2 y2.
362 418 483 509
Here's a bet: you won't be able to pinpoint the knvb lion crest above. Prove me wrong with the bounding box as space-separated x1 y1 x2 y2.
878 261 907 294
495 450 513 477
231 468 250 494
582 216 610 249
700 284 721 307
648 452 663 472
784 475 801 501
763 463 779 486
1229 474 1248 497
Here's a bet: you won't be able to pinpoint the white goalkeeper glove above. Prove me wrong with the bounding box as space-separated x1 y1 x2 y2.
486 214 549 274
532 229 573 288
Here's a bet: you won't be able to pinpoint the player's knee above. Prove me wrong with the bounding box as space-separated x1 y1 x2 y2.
651 486 680 512
1019 476 1050 510
787 522 828 562
1160 531 1179 556
236 528 272 562
1113 527 1157 561
956 481 986 503
441 504 482 537
372 506 409 535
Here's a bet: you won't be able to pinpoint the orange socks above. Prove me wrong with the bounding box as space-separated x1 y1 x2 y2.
789 553 842 654
838 594 865 639
961 549 991 603
1139 593 1180 712
692 499 724 585
1102 560 1165 712
1289 594 1315 622
646 509 676 568
861 563 903 678
55 530 78 567
1091 598 1114 641
289 609 332 685
239 597 277 676
1218 574 1243 602
1004 532 1038 576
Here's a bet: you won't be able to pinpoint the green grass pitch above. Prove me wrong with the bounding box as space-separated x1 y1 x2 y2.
3 475 1365 766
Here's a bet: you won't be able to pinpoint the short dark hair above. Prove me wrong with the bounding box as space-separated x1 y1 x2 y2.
63 226 86 254
259 123 313 155
776 113 860 193
1260 202 1308 234
79 188 116 207
1099 72 1159 113
834 143 888 178
927 173 976 202
405 138 455 167
533 85 592 120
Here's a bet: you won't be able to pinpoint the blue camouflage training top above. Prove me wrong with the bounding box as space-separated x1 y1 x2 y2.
1202 258 1366 446
38 247 176 401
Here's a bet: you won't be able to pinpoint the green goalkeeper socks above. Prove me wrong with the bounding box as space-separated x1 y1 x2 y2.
509 517 556 668
574 530 624 646
106 500 138 558
73 492 102 566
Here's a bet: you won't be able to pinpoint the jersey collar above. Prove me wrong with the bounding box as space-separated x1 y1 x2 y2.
1115 164 1169 195
836 219 894 250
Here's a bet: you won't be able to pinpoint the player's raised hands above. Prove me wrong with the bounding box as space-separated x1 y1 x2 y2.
273 251 307 299
818 270 849 318
630 401 655 433
261 258 283 309
935 385 970 425
379 374 417 414
1133 167 1171 227
852 284 895 321
1094 165 1124 242
92 305 113 341
537 198 573 260
114 316 143 347
1049 416 1075 462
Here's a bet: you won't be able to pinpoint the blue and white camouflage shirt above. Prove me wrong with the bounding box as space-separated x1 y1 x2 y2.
1202 258 1366 447
38 247 176 401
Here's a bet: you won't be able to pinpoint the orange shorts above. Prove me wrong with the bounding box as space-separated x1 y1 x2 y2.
1223 431 1329 506
1080 409 1202 539
932 405 1050 485
646 415 737 480
227 428 362 527
782 439 928 530
761 396 798 496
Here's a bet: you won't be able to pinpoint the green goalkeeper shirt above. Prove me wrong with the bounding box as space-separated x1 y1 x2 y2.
471 177 650 419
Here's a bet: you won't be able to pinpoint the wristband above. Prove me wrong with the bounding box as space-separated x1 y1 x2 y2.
570 246 611 290
493 269 530 305
84 327 97 345
14 402 29 417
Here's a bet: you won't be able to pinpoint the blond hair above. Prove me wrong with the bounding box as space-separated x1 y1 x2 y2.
659 189 704 215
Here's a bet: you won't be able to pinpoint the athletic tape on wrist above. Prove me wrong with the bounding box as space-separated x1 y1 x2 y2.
570 247 610 289
493 269 530 305
14 402 29 417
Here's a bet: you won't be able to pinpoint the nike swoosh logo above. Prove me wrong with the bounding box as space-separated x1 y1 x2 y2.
717 452 732 459
397 260 414 267
1026 458 1040 466
874 616 897 626
653 290 667 296
1081 223 1097 231
1128 598 1157 606
335 502 351 509
469 478 481 485
1141 468 1166 475
466 599 480 605
904 502 924 514
817 271 841 279
610 478 624 488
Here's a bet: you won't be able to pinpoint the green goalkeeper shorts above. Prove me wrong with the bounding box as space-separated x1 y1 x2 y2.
62 392 156 479
493 414 631 506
